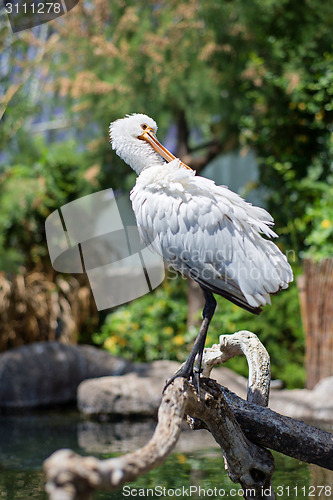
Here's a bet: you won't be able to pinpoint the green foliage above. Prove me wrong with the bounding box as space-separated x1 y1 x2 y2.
229 4 333 256
38 0 333 258
0 138 91 272
3 0 333 254
304 183 333 260
2 0 331 382
209 274 305 388
93 271 304 388
92 276 189 362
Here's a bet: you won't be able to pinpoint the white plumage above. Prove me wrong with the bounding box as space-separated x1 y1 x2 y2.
110 113 293 314
110 113 293 387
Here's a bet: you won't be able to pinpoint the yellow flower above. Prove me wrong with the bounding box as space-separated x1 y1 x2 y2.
104 335 126 350
163 326 174 336
321 219 332 229
177 453 187 464
173 334 185 346
104 336 118 350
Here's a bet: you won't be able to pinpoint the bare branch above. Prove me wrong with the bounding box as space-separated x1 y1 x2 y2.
186 380 275 500
201 331 333 470
44 332 333 500
45 376 276 500
203 331 271 406
220 383 333 471
44 378 188 500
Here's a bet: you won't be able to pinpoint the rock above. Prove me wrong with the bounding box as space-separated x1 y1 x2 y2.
77 362 248 418
0 342 138 408
77 360 179 418
270 379 285 390
78 360 333 423
270 376 333 423
2 341 332 423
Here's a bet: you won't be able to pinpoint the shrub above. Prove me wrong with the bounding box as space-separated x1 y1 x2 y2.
93 269 304 389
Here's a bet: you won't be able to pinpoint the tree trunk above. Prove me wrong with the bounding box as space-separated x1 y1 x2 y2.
298 259 333 389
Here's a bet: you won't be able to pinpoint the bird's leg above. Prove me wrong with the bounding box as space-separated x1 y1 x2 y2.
164 287 216 394
192 288 216 392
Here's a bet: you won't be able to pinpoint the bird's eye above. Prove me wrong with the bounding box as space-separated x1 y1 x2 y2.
141 123 148 130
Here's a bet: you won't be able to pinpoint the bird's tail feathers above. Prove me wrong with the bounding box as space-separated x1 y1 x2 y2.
195 275 263 315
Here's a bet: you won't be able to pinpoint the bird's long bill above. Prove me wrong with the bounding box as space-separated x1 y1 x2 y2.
139 130 192 170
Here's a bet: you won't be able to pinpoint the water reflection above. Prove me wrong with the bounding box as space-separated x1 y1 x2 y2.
0 409 331 500
0 410 80 470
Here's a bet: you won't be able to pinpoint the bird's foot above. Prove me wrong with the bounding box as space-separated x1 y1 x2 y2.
192 367 202 395
163 364 202 395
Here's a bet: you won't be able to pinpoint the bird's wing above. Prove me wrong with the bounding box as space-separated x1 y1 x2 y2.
131 164 293 312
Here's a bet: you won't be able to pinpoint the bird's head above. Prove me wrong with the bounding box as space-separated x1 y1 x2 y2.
109 113 191 175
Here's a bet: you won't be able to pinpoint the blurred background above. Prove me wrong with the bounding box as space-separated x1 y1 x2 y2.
1 0 333 391
1 1 333 498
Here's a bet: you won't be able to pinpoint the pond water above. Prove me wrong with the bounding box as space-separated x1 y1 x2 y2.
0 409 332 500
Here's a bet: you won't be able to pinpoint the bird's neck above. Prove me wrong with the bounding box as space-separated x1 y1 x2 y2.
116 139 165 175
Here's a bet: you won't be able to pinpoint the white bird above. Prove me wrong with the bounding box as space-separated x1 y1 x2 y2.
110 113 293 389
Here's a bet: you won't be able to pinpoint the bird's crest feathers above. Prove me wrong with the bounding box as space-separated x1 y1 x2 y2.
109 114 164 174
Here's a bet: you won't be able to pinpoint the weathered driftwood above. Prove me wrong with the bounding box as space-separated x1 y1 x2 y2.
44 331 333 500
44 378 187 500
203 331 333 470
186 380 275 499
203 330 271 406
220 382 333 470
44 377 275 500
190 330 275 499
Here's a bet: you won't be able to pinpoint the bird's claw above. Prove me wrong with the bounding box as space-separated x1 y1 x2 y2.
192 371 201 396
163 365 202 396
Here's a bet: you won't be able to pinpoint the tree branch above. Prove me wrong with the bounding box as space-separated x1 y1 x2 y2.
175 109 222 174
44 378 188 500
186 380 275 499
203 331 271 406
44 332 333 500
45 377 277 500
221 383 333 470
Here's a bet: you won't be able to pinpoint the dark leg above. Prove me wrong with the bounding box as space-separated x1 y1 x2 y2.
164 286 216 393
